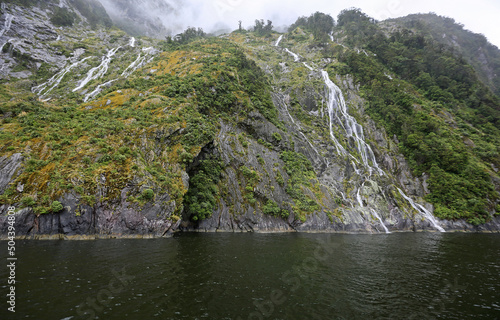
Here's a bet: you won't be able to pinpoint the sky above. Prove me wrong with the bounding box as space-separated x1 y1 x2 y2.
145 0 500 48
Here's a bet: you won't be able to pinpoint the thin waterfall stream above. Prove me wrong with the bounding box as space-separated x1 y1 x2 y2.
274 35 445 232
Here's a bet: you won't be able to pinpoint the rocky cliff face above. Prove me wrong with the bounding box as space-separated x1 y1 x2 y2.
0 3 499 239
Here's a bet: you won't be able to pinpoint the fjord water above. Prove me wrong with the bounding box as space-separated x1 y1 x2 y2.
1 233 499 320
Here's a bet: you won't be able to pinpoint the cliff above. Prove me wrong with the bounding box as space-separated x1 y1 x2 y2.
0 4 499 239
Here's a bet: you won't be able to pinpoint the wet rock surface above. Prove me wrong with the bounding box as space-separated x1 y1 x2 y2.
0 3 498 239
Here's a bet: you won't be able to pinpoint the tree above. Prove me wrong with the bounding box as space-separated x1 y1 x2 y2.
289 12 334 43
254 19 273 37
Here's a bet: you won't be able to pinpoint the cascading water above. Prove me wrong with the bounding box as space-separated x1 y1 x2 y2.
129 37 135 47
397 188 445 232
83 79 115 102
321 70 383 176
34 42 156 102
83 46 156 102
356 182 364 207
121 53 143 78
0 13 13 37
73 46 121 92
303 62 314 71
32 57 91 97
285 48 300 62
370 208 390 233
121 47 155 78
275 35 283 47
0 13 13 51
273 35 445 232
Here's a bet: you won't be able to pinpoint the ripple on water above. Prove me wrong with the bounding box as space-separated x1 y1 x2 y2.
1 233 498 319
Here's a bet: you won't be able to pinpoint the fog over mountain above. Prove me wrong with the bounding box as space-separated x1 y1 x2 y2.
97 0 500 47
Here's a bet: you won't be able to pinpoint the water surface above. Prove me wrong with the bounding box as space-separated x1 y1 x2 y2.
0 233 499 319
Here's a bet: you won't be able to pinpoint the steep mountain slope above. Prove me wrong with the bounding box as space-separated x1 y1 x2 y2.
0 3 499 238
98 0 169 37
331 9 500 224
388 13 500 98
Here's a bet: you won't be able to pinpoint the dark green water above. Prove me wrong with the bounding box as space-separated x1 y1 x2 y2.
1 233 499 320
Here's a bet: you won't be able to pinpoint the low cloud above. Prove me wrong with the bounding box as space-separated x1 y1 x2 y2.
97 0 500 47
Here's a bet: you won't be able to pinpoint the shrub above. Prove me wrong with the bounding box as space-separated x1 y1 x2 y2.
142 189 154 200
272 132 282 142
21 196 36 207
50 7 75 27
256 154 265 165
50 201 64 213
263 199 289 218
183 157 223 221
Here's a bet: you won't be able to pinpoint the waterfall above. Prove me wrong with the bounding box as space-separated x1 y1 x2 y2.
285 48 300 62
356 182 365 207
274 40 442 231
275 35 283 47
121 47 155 78
303 62 314 71
83 79 115 102
73 46 120 92
352 161 362 175
321 70 384 175
328 32 334 42
85 46 154 100
142 47 154 54
32 57 91 97
129 37 135 47
370 208 390 233
0 13 13 37
397 188 445 232
121 53 143 77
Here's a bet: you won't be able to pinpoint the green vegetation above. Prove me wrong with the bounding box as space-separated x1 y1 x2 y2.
165 27 207 46
3 0 57 7
183 156 223 221
50 201 63 212
394 13 500 97
263 199 289 218
280 151 321 220
272 132 282 142
50 7 76 27
239 165 260 205
253 19 273 37
141 189 154 200
2 5 498 229
289 12 334 43
69 0 112 28
0 34 279 219
332 9 500 223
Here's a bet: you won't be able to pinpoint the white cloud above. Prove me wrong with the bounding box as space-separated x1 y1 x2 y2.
203 0 500 47
102 0 500 47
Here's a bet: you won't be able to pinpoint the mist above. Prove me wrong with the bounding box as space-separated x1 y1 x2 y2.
97 0 323 36
97 0 500 47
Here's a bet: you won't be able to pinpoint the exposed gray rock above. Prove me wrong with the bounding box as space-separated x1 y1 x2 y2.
0 153 23 194
0 3 498 238
0 189 176 239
